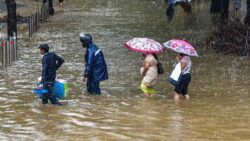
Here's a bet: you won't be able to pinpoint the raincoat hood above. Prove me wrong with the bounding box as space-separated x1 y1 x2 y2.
80 32 93 45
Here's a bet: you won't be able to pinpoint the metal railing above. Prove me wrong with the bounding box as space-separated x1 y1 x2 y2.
41 2 50 23
0 32 17 69
28 12 40 37
29 2 50 37
0 1 51 68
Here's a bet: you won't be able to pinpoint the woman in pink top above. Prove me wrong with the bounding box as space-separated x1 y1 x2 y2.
174 53 192 100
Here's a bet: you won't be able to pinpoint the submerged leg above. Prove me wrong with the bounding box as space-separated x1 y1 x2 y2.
140 83 155 97
45 83 61 105
174 92 180 100
184 94 190 99
87 80 101 95
42 94 49 104
49 95 61 105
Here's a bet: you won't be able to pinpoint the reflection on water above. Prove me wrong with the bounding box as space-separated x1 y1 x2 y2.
0 0 250 140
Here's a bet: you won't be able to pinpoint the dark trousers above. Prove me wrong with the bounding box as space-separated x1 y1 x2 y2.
42 83 60 105
174 73 191 95
87 81 101 95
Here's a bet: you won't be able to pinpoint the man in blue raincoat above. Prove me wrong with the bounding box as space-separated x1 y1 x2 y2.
38 44 64 105
80 33 108 95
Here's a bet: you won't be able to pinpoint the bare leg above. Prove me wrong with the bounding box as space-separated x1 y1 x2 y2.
174 92 180 100
184 94 190 99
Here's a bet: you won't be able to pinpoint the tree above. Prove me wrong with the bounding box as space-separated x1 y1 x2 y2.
5 0 17 37
210 0 222 13
220 0 230 22
210 0 250 24
43 0 54 15
43 0 64 15
245 0 250 25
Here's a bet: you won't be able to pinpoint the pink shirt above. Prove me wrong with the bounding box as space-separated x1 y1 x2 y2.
181 56 192 74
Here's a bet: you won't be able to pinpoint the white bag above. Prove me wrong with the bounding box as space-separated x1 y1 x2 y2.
168 63 182 86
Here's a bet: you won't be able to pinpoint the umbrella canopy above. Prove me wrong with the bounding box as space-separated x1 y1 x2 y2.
163 39 199 57
125 38 163 54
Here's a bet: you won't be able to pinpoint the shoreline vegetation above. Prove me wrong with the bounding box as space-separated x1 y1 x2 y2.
204 20 250 57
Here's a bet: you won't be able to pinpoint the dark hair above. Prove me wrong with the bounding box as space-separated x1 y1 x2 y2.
39 44 49 53
153 53 159 61
180 53 184 57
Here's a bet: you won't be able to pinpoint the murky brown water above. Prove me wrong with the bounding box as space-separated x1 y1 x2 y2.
0 0 250 140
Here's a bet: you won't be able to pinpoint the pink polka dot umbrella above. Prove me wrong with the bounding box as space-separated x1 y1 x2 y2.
163 39 199 57
125 38 163 54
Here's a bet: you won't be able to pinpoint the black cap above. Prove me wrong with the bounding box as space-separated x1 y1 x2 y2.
38 44 49 53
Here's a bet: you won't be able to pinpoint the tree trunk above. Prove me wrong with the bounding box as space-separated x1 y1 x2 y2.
234 0 241 20
5 0 17 37
220 0 230 22
245 0 250 26
210 0 222 13
43 0 54 15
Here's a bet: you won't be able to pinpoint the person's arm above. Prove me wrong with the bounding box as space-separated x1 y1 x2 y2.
180 56 188 71
141 62 150 79
55 54 64 70
180 62 187 71
84 48 95 78
41 58 48 85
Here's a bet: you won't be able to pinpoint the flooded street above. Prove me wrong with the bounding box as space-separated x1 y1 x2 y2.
0 0 250 140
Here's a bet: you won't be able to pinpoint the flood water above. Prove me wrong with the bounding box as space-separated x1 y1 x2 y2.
0 0 250 140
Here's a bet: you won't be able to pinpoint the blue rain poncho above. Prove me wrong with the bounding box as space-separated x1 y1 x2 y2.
84 40 108 82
